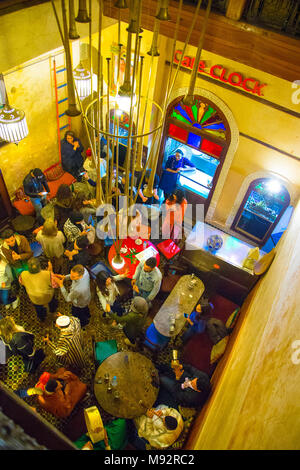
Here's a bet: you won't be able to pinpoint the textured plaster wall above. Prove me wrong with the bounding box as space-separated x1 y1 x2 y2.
1 54 59 195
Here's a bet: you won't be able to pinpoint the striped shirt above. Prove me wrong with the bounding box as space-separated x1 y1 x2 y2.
48 317 85 369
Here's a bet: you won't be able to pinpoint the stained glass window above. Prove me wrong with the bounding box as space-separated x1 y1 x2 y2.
168 123 188 142
201 138 223 157
171 99 227 140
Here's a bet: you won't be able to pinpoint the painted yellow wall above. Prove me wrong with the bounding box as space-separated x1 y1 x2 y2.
186 198 300 450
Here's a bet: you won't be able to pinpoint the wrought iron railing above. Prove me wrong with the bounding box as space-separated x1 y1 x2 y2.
174 0 300 37
243 0 300 37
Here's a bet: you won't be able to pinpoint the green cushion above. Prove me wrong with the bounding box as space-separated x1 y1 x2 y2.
94 340 118 367
74 418 128 450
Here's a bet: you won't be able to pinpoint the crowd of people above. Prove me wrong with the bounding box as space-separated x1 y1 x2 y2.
0 132 216 451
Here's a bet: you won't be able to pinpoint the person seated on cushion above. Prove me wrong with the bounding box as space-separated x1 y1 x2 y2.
0 229 33 279
111 296 149 347
23 168 50 223
182 298 213 344
131 404 183 450
15 367 87 418
158 361 211 409
64 235 92 269
61 130 84 180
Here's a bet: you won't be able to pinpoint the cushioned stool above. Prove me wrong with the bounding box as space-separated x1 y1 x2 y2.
94 339 118 367
156 239 181 260
143 323 170 352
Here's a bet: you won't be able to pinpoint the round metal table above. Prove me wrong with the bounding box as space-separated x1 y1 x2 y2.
94 351 159 419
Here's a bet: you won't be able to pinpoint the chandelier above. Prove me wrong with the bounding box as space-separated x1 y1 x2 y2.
0 104 29 144
51 0 213 256
73 62 92 99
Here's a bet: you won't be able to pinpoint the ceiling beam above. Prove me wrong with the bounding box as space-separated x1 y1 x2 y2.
104 0 300 83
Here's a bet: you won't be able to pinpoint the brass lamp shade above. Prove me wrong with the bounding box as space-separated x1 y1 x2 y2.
75 0 91 23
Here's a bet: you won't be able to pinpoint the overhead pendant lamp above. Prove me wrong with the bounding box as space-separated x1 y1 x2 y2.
0 104 29 144
73 62 92 99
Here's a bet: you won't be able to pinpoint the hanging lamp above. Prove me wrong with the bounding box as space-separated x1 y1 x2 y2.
0 104 29 144
73 62 92 99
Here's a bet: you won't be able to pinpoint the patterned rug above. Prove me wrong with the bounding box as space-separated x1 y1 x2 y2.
0 249 197 450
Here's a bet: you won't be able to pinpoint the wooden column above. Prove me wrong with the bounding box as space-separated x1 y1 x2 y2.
226 0 247 21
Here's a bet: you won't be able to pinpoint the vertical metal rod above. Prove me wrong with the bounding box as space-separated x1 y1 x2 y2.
183 0 212 106
130 48 143 204
96 0 103 206
106 57 111 203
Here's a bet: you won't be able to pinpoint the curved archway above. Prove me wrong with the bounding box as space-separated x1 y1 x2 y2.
226 170 297 229
165 87 239 219
229 174 292 246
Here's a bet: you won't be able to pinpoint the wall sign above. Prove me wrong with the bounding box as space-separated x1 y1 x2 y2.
173 50 267 96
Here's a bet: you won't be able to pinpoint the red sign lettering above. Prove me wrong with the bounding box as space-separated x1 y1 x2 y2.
173 50 267 96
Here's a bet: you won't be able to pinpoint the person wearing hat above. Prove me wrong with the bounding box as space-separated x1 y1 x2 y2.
23 168 50 223
61 130 84 180
158 361 211 409
111 296 149 347
158 148 195 199
181 298 213 344
43 313 86 369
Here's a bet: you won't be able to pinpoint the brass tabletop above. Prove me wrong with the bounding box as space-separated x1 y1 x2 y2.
94 351 159 419
153 274 205 337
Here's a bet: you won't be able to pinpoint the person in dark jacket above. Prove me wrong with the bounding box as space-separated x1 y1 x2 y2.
136 169 160 205
159 148 195 198
111 296 149 346
0 316 45 373
53 184 75 231
64 234 92 269
158 362 211 409
23 168 50 223
61 131 84 180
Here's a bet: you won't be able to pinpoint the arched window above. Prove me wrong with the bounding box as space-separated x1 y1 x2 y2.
159 95 231 210
231 178 291 246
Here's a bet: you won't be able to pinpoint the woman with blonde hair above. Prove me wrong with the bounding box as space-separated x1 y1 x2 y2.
36 219 65 272
0 316 45 372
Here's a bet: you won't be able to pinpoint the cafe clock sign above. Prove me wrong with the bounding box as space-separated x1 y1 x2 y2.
173 50 267 97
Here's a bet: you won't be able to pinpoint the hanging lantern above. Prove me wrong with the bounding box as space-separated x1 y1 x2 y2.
0 104 28 144
73 62 92 100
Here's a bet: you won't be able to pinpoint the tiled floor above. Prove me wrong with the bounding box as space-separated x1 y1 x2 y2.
0 251 196 449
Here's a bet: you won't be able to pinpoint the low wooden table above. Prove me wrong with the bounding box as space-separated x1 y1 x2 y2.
153 274 205 337
94 351 159 419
